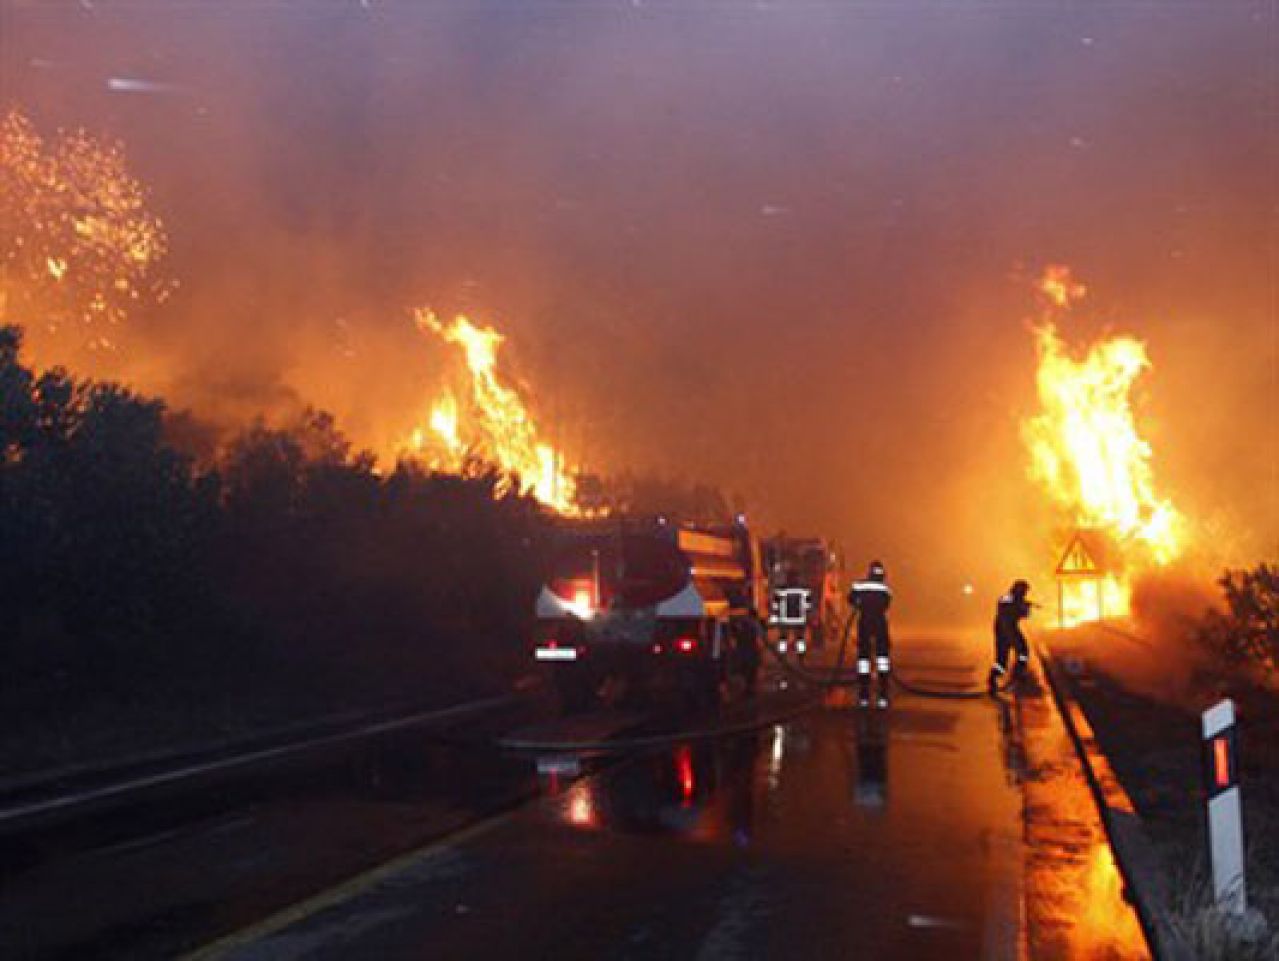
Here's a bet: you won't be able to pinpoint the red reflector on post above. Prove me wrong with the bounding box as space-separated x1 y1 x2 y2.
1214 736 1231 789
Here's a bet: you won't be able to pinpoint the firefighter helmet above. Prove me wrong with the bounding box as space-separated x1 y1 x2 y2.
868 560 886 581
1011 579 1030 597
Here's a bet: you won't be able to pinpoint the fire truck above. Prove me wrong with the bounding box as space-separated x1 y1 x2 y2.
531 517 766 713
763 536 844 654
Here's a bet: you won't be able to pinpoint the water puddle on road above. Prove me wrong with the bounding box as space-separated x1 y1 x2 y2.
521 651 1151 959
537 734 764 843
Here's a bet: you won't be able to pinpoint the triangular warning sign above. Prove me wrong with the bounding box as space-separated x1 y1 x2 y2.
1056 532 1100 576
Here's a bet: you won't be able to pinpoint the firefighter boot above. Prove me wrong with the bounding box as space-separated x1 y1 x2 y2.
1013 654 1030 685
988 665 1003 697
876 678 891 710
876 657 891 709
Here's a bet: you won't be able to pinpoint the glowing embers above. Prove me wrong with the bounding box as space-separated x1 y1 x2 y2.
404 311 577 514
0 108 170 346
1023 265 1185 625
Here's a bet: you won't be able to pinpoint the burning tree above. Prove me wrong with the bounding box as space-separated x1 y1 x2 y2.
0 108 169 352
403 310 578 514
1022 266 1185 625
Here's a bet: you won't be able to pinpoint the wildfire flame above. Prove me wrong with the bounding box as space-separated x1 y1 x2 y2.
1036 263 1087 310
0 108 170 350
405 310 577 514
1023 266 1184 625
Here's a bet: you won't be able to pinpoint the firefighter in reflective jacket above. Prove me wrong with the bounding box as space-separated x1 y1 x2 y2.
848 561 892 708
989 580 1032 695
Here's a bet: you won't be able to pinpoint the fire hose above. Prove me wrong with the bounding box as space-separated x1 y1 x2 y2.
492 608 1025 754
494 697 817 754
767 610 1021 699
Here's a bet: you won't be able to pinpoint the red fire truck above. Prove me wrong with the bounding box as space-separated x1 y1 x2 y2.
531 517 766 713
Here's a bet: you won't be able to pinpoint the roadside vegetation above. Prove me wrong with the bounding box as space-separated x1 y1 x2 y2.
1059 562 1279 959
1167 858 1279 961
1197 563 1279 679
0 325 740 779
0 325 551 777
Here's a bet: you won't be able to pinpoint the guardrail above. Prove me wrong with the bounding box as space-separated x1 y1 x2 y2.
0 692 524 838
1038 644 1193 961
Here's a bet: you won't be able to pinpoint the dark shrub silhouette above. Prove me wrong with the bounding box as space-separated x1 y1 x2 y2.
0 325 552 769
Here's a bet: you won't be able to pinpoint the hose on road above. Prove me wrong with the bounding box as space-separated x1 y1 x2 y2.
496 696 818 754
504 609 1029 755
766 609 1021 699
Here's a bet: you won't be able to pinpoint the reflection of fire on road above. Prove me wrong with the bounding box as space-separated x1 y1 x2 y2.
1022 266 1184 626
404 310 578 514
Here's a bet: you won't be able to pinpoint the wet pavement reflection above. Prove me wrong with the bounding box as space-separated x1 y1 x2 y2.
20 634 1152 960
1015 676 1149 960
220 633 1152 960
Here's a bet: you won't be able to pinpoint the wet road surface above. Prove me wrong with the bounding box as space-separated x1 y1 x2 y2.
198 634 1147 960
0 697 554 959
1 634 1149 960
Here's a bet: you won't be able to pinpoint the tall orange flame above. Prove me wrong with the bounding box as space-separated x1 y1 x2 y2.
405 310 577 514
1023 266 1184 625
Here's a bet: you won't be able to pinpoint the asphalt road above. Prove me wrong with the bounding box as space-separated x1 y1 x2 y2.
196 634 1146 960
2 634 1150 960
0 697 551 960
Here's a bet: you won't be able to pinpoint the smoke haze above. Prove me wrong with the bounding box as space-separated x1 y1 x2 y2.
2 0 1274 627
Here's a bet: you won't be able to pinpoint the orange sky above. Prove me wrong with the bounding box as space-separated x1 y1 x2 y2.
3 1 1274 626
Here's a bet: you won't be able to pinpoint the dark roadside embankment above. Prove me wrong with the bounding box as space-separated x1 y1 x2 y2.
1050 620 1279 958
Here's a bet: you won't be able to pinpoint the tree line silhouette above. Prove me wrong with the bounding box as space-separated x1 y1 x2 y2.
0 325 748 771
0 325 551 769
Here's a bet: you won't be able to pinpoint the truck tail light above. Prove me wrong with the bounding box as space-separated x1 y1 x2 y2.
675 637 699 655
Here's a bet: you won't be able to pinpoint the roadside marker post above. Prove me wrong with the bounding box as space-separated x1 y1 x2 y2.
1201 699 1246 914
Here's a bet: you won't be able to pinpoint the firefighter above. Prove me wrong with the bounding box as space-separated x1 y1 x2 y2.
989 579 1032 695
770 564 805 656
848 560 893 709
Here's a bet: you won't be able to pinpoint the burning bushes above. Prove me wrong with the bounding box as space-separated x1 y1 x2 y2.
1197 564 1279 677
0 324 552 771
